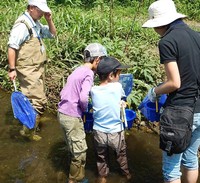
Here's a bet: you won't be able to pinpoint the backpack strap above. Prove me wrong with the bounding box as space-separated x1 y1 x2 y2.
15 20 33 37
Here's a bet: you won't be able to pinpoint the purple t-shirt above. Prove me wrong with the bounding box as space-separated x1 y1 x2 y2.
58 65 94 117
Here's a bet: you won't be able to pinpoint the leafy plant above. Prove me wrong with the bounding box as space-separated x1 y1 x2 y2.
0 0 200 112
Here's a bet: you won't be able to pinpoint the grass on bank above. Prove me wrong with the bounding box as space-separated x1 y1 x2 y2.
0 0 200 117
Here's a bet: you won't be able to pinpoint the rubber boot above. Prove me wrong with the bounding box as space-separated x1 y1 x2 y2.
29 114 42 141
19 125 31 137
29 129 42 141
97 177 107 183
35 114 41 132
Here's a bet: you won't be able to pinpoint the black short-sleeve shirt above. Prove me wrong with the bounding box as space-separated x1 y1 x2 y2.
159 22 200 109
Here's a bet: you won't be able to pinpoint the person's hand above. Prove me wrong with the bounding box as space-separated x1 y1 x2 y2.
44 12 52 22
147 87 158 102
120 100 127 108
8 70 17 81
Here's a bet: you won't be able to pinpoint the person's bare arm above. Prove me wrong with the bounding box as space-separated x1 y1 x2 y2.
8 47 17 81
155 61 181 95
44 12 56 36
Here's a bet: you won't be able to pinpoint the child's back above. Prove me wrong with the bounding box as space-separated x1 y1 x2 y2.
59 65 94 117
57 43 107 183
91 56 132 183
91 82 125 133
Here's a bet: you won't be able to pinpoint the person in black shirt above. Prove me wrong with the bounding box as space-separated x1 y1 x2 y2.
142 0 200 183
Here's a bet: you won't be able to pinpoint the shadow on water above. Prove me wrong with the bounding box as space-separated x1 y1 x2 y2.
0 88 199 183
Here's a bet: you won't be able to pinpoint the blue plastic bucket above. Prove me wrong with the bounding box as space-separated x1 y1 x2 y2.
82 112 94 133
138 94 167 122
145 102 162 122
124 109 136 129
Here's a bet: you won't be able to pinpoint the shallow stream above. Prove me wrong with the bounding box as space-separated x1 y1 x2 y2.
0 88 198 183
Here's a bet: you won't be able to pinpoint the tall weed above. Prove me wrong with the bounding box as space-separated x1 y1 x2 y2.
0 0 199 112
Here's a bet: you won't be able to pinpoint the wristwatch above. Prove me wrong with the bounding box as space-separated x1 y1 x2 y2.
9 68 16 72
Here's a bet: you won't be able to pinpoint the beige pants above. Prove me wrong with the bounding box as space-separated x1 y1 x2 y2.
16 36 47 115
17 63 47 114
57 112 88 181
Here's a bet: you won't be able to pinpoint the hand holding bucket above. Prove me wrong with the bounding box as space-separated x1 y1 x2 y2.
138 94 167 122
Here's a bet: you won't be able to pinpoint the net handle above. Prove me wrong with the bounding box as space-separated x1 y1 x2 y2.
13 80 17 91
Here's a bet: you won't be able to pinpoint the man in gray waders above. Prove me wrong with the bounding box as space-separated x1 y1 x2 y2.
7 0 56 141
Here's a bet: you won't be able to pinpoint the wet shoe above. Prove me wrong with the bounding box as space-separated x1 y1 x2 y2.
19 129 27 136
66 179 77 183
97 177 107 183
35 126 41 132
34 114 41 132
19 125 31 137
29 134 42 141
126 173 132 180
119 173 132 183
67 180 74 183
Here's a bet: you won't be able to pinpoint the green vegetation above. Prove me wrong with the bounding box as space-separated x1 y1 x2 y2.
1 0 200 114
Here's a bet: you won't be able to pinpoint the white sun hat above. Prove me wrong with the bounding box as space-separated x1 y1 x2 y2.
142 0 187 28
28 0 51 13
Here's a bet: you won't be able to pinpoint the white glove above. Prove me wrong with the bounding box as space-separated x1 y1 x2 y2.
147 87 157 102
120 100 127 108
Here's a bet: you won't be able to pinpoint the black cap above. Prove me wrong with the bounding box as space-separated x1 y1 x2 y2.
97 56 130 75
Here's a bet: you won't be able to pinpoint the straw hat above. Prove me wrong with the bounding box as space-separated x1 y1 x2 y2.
142 0 186 28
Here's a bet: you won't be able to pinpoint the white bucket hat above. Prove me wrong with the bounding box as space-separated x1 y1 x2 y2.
28 0 51 13
142 0 186 28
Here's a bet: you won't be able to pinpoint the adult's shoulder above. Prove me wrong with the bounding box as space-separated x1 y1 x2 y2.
13 13 33 29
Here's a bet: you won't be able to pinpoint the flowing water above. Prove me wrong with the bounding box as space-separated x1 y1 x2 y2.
0 88 198 183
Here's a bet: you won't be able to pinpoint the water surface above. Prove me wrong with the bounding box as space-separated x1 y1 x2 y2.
1 88 197 183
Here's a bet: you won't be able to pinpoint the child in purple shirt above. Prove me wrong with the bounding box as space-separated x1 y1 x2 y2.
57 43 107 183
